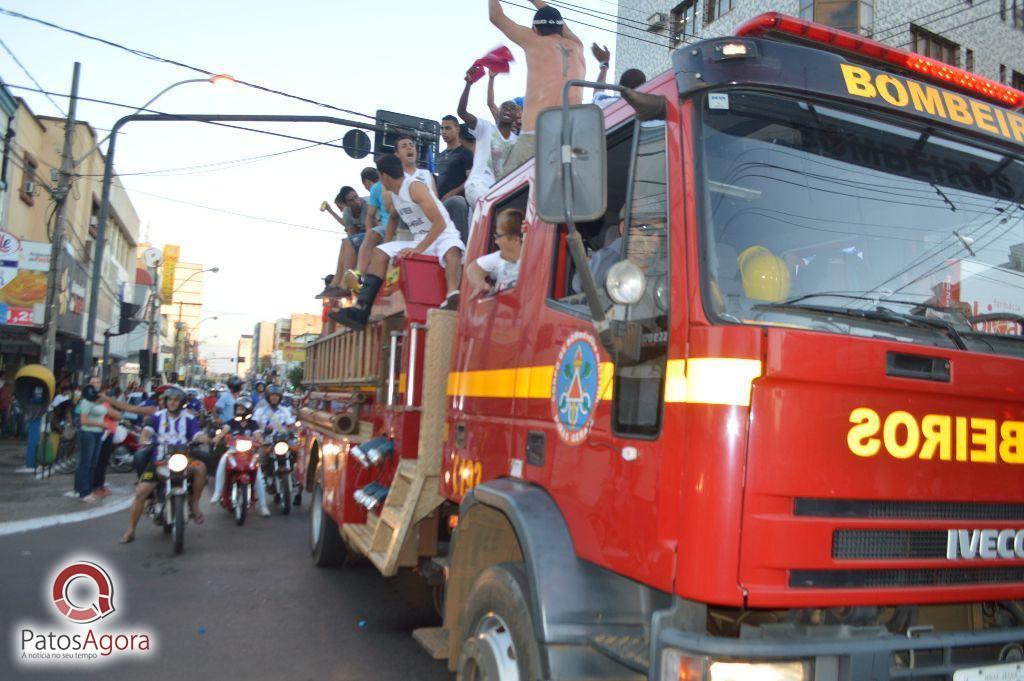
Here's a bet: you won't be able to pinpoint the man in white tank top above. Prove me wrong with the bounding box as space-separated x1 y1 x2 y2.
330 153 465 331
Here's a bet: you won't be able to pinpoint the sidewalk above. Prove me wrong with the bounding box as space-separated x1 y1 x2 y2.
0 438 135 527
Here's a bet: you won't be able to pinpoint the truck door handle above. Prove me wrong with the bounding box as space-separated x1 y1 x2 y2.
886 352 950 382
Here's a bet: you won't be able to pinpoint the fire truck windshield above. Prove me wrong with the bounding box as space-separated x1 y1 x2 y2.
699 89 1024 357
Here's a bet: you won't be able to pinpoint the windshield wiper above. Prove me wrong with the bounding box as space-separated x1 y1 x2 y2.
753 301 969 350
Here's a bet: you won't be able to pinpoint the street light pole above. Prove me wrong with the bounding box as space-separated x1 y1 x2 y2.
39 62 79 373
81 112 430 373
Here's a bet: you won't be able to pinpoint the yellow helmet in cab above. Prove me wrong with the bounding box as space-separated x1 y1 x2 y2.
737 246 791 302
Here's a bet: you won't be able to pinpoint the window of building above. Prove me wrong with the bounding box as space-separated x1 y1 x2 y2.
799 0 874 34
670 1 698 47
1001 64 1008 84
1014 70 1024 90
910 24 959 66
1014 0 1024 29
704 0 733 25
965 48 974 72
18 152 37 206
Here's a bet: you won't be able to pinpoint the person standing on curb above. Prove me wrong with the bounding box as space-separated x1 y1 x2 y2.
72 377 106 503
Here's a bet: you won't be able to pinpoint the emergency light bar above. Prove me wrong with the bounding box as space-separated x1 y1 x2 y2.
736 12 1024 110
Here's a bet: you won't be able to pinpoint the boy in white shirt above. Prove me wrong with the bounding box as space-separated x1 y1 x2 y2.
467 209 524 297
330 154 465 330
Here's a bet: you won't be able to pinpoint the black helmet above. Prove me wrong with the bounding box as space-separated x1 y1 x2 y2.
227 377 242 392
234 397 253 416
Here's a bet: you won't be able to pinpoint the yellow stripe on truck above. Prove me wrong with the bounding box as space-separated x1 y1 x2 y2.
447 363 615 400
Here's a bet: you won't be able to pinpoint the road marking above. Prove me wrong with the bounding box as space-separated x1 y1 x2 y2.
0 494 133 537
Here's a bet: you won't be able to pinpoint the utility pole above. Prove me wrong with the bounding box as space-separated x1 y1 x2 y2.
39 62 80 372
145 275 158 390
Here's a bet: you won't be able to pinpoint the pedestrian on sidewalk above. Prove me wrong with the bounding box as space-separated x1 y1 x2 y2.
92 398 124 499
73 377 107 503
0 373 13 438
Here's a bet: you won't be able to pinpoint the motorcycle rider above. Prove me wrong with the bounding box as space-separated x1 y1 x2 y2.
209 398 271 517
116 386 209 543
252 380 267 409
253 385 300 506
215 377 244 425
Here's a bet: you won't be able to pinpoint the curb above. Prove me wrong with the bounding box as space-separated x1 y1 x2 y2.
0 494 134 537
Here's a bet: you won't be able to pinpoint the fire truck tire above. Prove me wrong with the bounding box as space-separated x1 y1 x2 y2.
456 562 543 681
311 480 346 566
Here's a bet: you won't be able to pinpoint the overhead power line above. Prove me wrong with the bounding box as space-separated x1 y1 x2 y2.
0 36 66 116
871 0 995 40
0 6 376 121
498 0 676 49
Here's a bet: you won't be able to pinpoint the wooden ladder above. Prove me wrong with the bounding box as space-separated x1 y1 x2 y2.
362 309 456 577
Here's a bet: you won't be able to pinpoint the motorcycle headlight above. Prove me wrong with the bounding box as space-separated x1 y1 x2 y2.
167 453 189 473
236 439 252 452
294 421 302 428
274 441 289 455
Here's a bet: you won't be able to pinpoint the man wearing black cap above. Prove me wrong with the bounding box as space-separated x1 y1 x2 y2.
489 0 584 178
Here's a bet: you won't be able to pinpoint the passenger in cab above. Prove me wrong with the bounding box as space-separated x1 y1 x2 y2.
488 0 585 177
466 208 523 297
330 154 466 330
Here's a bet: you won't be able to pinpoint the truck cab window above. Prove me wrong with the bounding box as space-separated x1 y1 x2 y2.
612 121 670 437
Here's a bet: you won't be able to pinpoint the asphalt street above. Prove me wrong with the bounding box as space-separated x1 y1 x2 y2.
1 494 453 680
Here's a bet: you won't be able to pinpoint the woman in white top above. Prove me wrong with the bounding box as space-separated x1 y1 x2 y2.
467 208 524 297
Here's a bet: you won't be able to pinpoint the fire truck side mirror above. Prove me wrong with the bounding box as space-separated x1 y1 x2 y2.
535 104 607 224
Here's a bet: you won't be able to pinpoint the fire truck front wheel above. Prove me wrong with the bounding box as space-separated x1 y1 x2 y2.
456 562 542 681
311 479 346 566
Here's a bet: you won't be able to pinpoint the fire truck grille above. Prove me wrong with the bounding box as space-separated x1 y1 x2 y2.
795 498 1024 521
832 529 948 560
791 567 1024 589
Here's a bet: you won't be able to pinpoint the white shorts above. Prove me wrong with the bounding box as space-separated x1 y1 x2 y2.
377 231 465 268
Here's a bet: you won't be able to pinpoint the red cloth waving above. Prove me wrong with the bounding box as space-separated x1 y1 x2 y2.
469 45 515 82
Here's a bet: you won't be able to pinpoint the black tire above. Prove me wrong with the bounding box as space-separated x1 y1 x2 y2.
171 496 186 554
455 563 543 681
280 475 292 516
311 479 345 566
235 483 248 526
109 446 135 473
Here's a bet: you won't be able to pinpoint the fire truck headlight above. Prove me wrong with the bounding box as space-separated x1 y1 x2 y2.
653 275 669 313
167 453 189 473
661 651 810 681
274 441 289 455
606 261 645 305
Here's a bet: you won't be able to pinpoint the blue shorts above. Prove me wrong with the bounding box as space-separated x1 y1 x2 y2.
349 226 387 251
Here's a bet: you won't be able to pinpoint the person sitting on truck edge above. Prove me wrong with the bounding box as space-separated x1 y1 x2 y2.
438 114 475 244
459 67 518 219
330 153 466 330
338 167 393 295
317 185 370 299
466 208 524 297
590 43 646 108
489 0 585 179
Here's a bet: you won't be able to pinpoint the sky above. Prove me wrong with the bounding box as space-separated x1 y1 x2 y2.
0 0 635 373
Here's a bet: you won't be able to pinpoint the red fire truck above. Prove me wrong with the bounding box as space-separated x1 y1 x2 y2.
296 13 1024 681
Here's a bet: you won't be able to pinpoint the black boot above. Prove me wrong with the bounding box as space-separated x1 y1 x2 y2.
329 274 383 331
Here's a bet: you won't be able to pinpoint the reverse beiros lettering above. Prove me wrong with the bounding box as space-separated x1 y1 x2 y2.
840 64 1024 146
847 407 1024 464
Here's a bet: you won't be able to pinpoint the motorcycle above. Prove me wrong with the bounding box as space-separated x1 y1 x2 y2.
264 431 297 515
109 420 141 474
221 433 260 525
145 444 197 554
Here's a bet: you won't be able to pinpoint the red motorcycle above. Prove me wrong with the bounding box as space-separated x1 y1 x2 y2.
220 433 260 525
109 420 142 474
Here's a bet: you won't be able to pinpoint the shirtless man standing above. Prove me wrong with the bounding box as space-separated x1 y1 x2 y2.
489 0 585 177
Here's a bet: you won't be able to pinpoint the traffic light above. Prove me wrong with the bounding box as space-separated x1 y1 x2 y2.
117 301 142 335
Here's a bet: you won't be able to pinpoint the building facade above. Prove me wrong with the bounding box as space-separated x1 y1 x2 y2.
251 321 276 372
616 1 1024 88
236 334 252 378
1 95 141 380
288 312 322 340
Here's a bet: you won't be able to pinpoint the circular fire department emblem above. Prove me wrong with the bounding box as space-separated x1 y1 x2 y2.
551 332 601 445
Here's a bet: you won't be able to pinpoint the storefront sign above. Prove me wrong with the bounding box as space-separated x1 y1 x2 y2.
0 237 51 327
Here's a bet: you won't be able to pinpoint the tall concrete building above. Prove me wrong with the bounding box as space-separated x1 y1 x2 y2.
251 321 277 371
288 312 322 340
236 334 252 378
615 1 1024 87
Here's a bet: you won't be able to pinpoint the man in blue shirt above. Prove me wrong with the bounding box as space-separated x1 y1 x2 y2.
216 377 243 424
